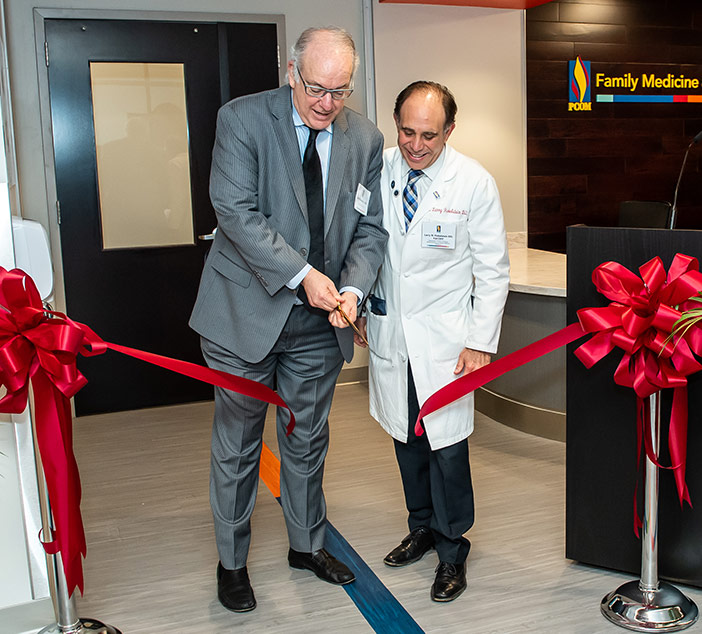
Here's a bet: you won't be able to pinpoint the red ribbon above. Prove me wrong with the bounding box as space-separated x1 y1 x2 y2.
416 254 702 514
0 267 295 596
415 322 588 432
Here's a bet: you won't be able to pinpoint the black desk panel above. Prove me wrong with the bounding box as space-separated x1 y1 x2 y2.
566 225 702 587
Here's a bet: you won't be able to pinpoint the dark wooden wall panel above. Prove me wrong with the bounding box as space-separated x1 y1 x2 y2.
526 0 702 252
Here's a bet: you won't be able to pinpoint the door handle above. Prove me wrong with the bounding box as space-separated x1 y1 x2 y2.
198 227 217 241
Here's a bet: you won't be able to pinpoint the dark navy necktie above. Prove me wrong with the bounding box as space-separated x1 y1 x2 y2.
298 127 326 312
303 127 325 272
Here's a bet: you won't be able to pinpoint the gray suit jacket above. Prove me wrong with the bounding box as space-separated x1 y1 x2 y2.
190 85 387 363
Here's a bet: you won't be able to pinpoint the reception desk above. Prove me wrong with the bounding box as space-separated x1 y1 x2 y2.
475 247 567 441
565 225 702 588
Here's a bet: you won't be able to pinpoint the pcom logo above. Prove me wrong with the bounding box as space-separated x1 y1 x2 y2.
568 56 592 111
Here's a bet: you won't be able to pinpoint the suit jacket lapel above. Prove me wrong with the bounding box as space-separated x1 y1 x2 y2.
270 86 307 221
325 109 350 235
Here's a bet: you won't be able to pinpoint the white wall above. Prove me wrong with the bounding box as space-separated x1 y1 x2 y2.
373 1 526 233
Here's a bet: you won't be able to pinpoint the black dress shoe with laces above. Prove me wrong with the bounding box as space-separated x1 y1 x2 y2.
217 562 256 612
383 526 435 567
288 548 356 585
431 561 467 602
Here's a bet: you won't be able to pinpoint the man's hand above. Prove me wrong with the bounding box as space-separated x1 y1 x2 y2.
301 268 342 311
353 316 368 347
454 348 491 376
329 291 359 329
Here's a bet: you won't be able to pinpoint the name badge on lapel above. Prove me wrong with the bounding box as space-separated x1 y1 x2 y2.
421 221 456 249
354 183 370 216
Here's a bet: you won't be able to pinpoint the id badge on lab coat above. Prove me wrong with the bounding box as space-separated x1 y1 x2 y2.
421 221 456 249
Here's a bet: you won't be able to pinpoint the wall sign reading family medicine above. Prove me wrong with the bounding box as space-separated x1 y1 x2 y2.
568 55 702 112
596 74 700 91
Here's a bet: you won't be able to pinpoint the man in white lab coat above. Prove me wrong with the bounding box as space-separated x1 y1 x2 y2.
356 81 509 602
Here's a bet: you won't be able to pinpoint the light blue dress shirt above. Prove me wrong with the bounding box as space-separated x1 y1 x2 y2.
286 99 362 304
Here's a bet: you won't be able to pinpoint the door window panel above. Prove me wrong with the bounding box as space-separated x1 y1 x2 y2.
90 62 194 249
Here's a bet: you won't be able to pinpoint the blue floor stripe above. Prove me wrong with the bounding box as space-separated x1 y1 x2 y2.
274 497 424 633
325 520 425 634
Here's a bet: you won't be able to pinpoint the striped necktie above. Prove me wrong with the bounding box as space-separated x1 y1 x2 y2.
403 169 423 230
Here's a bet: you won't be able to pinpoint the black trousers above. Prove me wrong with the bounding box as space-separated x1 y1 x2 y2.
393 364 474 564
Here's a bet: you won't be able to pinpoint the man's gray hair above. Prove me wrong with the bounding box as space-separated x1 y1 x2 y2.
290 26 360 84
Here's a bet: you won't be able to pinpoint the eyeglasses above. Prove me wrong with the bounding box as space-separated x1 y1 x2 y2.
298 70 353 101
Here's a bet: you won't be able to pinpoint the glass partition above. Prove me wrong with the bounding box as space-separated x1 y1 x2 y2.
90 62 194 250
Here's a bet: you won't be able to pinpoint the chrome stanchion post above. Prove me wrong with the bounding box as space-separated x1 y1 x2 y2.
37 548 121 634
27 384 121 634
601 392 699 631
38 547 82 634
640 390 659 595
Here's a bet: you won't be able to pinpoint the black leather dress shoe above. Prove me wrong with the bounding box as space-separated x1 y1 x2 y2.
383 526 435 567
430 561 467 602
217 562 256 612
288 548 356 585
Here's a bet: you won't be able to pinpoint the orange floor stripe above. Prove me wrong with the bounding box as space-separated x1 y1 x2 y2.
260 442 281 498
256 440 423 631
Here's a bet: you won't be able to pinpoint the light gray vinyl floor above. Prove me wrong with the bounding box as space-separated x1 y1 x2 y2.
72 382 702 633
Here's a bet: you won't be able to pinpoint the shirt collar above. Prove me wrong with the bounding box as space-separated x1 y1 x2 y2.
291 94 333 134
401 145 447 182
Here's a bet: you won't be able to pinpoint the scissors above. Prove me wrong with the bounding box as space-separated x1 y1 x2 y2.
335 303 369 347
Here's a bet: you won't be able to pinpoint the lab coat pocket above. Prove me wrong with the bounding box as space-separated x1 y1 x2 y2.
367 313 399 363
428 309 470 364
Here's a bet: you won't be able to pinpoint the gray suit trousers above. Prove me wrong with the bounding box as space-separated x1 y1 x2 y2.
201 305 344 569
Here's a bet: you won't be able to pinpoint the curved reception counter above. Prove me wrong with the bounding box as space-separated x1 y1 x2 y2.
475 247 567 441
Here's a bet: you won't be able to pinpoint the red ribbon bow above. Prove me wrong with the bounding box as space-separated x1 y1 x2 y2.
574 254 702 510
0 267 294 596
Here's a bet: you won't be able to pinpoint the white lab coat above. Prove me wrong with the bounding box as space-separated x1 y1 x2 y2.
367 145 510 450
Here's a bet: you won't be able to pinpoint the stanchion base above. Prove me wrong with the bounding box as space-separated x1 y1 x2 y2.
601 580 699 631
38 618 122 634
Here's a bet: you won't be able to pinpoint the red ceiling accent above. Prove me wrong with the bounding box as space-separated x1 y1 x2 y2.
379 0 552 8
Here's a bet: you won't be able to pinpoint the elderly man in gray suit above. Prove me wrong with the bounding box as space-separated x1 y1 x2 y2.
190 26 387 613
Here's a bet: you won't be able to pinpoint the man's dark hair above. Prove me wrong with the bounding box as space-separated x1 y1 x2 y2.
393 81 458 131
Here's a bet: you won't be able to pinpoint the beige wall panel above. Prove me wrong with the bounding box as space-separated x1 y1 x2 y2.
373 2 527 233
